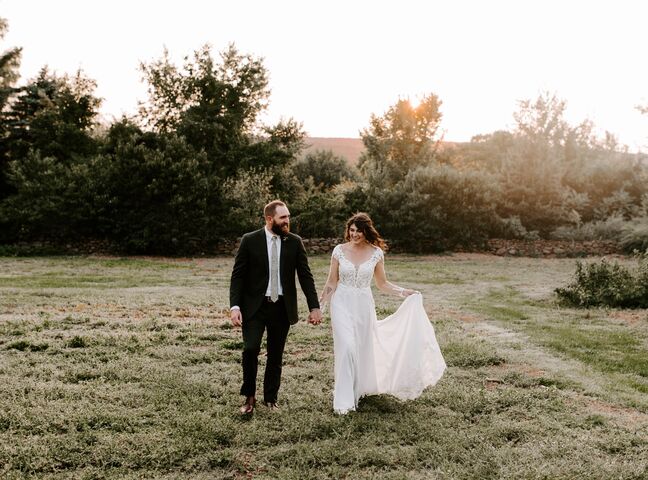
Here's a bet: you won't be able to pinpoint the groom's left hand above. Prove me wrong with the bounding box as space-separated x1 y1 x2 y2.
308 308 322 325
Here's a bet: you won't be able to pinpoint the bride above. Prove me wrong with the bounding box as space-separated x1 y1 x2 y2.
319 213 446 414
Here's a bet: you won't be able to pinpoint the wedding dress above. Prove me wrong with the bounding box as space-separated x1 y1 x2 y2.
330 244 446 414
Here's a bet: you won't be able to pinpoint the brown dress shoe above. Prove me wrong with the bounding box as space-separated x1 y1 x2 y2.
239 396 255 415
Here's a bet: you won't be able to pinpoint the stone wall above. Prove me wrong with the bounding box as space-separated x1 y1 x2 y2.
301 238 343 254
1 237 623 257
212 238 343 255
300 238 622 257
482 239 621 257
301 238 622 257
211 239 238 256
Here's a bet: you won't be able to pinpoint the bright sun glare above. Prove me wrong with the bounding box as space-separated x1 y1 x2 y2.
408 97 420 109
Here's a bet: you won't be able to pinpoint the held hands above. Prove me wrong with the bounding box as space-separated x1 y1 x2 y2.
308 308 322 326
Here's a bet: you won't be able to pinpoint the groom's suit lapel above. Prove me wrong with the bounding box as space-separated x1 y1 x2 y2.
256 228 269 280
280 235 290 281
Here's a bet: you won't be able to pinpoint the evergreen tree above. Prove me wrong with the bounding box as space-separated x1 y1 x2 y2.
0 18 22 198
0 68 102 242
3 68 101 164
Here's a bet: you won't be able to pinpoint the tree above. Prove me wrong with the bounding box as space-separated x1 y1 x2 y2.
0 68 103 242
513 93 570 147
138 44 302 179
454 130 516 172
294 149 358 189
480 93 592 235
359 94 443 182
0 150 101 241
94 120 217 253
0 18 21 109
0 17 22 198
356 94 501 251
139 44 269 136
3 68 102 164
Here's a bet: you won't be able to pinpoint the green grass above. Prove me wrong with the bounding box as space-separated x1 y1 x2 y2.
541 325 648 377
469 285 648 396
0 254 647 479
443 339 506 368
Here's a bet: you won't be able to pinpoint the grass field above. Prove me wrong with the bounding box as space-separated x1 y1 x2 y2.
1 253 647 479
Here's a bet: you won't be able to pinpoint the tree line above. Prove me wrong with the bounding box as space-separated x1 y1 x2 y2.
1 18 647 254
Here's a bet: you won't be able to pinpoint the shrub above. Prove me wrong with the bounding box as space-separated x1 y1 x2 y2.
498 215 540 240
290 186 348 238
220 168 274 236
97 130 217 254
294 150 358 189
365 165 502 252
555 254 648 308
550 215 627 241
619 217 648 253
0 150 101 242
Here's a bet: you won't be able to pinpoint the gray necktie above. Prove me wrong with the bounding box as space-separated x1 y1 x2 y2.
270 236 279 302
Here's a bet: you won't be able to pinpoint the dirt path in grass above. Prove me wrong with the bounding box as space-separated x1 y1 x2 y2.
453 311 648 430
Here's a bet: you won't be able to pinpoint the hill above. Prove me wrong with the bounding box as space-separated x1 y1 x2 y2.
302 137 463 165
302 137 365 165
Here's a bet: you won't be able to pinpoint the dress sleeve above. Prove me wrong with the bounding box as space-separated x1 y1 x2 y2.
375 247 384 262
332 244 342 261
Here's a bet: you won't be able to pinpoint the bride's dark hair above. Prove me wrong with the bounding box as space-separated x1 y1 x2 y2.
344 212 386 251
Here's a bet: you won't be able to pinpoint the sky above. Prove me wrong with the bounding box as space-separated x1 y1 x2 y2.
2 0 647 151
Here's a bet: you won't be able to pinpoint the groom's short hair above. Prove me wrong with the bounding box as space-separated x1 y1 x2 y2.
264 200 286 218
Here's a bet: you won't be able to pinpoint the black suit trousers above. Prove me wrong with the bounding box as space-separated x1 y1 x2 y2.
240 297 290 403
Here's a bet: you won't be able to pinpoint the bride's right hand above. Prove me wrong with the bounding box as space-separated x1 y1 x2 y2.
399 288 418 297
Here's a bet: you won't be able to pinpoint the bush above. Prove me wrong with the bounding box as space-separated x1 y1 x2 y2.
555 254 648 308
0 243 63 257
294 150 358 189
550 215 627 241
498 216 540 240
564 160 648 222
619 217 648 253
220 168 274 236
365 165 502 252
290 186 348 238
0 150 101 242
96 130 217 254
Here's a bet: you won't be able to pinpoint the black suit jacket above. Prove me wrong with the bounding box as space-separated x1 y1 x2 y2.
230 228 320 325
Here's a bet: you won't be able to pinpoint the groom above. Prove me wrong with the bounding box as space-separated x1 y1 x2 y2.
230 200 322 414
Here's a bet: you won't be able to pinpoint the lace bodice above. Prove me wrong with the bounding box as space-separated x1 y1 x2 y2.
333 244 384 288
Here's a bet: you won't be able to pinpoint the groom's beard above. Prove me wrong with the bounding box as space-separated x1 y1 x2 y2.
271 221 289 236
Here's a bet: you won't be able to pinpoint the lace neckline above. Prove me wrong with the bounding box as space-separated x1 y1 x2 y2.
338 245 378 268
